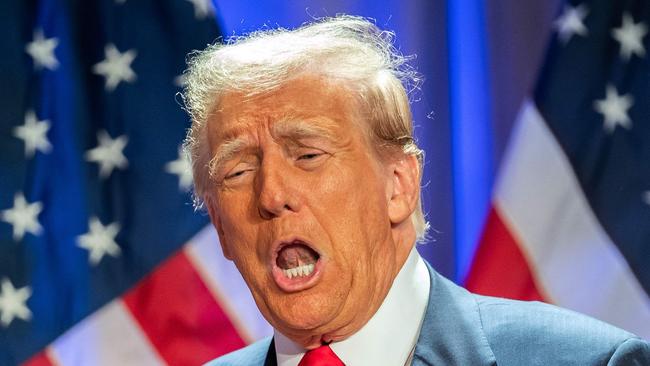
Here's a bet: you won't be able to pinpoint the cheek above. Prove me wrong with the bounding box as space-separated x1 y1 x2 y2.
309 160 390 254
216 193 264 266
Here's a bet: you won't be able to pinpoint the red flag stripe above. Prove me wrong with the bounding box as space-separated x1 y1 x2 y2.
184 226 272 343
465 206 547 301
123 250 246 366
22 350 55 366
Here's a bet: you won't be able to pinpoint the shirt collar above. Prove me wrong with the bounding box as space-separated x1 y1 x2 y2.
275 246 431 366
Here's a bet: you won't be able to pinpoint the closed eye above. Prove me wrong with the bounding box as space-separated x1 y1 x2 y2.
294 149 329 171
226 170 246 179
297 153 322 160
224 167 254 180
220 156 258 183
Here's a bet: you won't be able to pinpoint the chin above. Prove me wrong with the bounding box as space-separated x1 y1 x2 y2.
284 299 338 328
267 291 348 338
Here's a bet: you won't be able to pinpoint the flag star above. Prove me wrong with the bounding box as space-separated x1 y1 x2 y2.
77 217 121 265
25 29 59 70
554 4 589 44
85 130 129 178
0 278 32 327
593 85 633 133
186 0 214 19
14 111 52 158
612 13 647 61
1 193 43 241
92 44 137 91
165 147 193 190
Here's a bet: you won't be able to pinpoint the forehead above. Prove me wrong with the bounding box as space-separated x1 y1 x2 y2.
208 75 364 141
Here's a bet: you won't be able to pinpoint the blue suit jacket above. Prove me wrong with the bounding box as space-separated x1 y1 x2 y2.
207 263 650 365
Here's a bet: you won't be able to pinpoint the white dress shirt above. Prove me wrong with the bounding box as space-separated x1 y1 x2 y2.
275 246 431 366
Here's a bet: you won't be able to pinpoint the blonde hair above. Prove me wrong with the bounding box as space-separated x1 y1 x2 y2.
182 15 429 240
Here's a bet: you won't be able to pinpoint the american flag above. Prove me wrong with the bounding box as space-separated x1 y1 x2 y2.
0 1 270 365
466 0 650 339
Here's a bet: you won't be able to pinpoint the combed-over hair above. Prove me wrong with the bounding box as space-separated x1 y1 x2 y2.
182 15 429 241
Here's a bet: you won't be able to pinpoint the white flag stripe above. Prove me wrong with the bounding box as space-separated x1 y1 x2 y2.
185 225 273 343
50 300 165 366
494 100 650 339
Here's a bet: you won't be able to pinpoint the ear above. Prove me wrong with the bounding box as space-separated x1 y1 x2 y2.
387 154 420 226
206 197 233 260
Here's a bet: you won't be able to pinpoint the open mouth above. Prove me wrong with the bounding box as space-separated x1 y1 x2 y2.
276 242 320 279
272 239 323 291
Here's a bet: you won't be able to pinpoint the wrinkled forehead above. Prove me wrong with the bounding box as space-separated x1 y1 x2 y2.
206 74 370 143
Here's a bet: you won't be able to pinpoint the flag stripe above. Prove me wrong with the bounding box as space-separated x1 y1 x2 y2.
123 248 247 366
48 300 165 366
2 1 225 363
21 230 269 365
465 206 545 301
493 100 650 338
185 225 273 343
22 351 55 366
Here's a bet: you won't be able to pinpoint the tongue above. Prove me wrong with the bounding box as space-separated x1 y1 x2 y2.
277 244 318 269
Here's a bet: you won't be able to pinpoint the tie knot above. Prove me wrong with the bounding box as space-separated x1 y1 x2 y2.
298 344 345 366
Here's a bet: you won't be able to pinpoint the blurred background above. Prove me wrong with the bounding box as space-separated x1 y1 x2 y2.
1 0 648 365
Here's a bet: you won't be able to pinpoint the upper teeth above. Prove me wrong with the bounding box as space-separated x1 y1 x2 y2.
282 263 315 279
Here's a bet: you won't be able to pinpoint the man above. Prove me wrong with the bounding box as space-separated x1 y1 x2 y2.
182 15 650 365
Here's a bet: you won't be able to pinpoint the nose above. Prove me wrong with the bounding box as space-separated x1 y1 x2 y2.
256 158 299 219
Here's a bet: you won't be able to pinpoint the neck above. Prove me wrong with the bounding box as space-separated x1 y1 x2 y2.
392 221 417 270
276 225 416 349
275 245 430 366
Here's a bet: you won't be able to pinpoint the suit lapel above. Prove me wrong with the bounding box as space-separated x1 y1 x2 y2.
264 263 496 366
411 262 496 366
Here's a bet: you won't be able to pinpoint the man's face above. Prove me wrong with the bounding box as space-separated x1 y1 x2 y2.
205 75 414 347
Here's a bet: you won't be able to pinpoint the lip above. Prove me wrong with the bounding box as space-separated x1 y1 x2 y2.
270 236 324 292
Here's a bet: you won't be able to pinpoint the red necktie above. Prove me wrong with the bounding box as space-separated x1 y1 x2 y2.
298 344 345 366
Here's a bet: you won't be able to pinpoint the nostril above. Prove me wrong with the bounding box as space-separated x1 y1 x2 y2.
258 205 276 220
257 191 298 219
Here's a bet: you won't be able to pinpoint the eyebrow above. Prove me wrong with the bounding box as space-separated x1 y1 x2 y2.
272 117 339 141
208 137 249 179
208 117 340 178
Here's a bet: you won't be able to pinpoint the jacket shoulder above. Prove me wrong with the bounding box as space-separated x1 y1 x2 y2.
474 295 650 365
203 337 273 366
